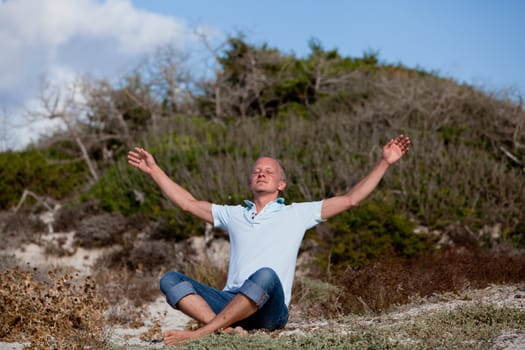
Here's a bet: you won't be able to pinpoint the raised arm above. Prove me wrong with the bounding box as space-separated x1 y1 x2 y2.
127 147 213 224
321 135 410 220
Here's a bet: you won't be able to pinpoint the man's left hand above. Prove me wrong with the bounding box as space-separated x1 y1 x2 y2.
382 135 411 165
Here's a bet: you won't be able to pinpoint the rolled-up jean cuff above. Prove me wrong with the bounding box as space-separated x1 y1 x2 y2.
239 279 269 308
167 281 196 308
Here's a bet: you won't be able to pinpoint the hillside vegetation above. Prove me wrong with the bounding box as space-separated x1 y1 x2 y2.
1 35 525 349
3 36 523 249
0 36 523 277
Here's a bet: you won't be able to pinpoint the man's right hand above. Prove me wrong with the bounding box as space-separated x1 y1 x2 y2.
128 147 157 175
127 147 214 224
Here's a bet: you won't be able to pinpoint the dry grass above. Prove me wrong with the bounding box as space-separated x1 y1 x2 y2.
91 227 228 305
1 239 524 349
291 277 345 318
182 258 228 291
95 274 159 312
334 246 525 314
0 267 109 349
162 302 525 350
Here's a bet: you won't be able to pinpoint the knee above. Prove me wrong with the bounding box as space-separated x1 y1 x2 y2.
249 267 280 291
159 271 185 294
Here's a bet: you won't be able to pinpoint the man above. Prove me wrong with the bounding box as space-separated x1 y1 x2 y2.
127 134 410 345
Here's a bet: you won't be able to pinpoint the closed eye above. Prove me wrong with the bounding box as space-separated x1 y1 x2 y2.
252 169 275 176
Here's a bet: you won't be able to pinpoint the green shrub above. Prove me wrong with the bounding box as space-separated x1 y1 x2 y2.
504 222 525 247
83 107 525 250
0 148 88 210
317 201 428 270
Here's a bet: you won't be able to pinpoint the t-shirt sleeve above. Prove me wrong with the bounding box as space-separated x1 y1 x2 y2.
293 200 325 230
212 204 230 230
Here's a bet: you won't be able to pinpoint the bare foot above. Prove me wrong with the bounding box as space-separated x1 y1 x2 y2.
163 326 247 345
163 329 207 345
223 326 248 336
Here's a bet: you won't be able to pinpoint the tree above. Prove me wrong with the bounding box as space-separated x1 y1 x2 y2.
197 35 300 119
31 79 100 182
0 107 14 152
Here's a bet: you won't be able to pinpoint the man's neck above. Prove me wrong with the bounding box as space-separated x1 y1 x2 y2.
252 192 279 213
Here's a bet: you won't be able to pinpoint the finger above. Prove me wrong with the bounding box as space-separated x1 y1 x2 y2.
139 149 152 159
129 149 147 161
127 155 138 163
397 136 410 148
128 159 142 168
134 146 147 155
133 149 149 161
127 153 141 162
134 148 144 157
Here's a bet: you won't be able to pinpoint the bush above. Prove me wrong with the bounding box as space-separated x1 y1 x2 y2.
84 100 524 252
315 201 428 270
92 266 160 313
334 246 525 313
291 277 344 318
0 210 46 249
0 268 108 348
53 198 103 232
128 240 177 271
75 212 129 248
0 148 88 210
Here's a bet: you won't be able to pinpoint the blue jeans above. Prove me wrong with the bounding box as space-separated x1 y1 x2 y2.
159 267 289 331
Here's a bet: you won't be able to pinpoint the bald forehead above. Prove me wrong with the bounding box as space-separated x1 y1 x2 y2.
252 156 286 180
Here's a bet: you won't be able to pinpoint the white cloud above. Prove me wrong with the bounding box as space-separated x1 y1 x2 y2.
0 0 210 150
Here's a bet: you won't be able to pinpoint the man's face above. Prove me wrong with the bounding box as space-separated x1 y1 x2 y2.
249 157 286 195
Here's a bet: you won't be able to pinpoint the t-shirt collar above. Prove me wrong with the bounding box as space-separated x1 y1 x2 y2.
244 197 285 209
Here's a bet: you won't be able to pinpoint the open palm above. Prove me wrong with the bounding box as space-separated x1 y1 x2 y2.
383 135 410 165
127 147 157 175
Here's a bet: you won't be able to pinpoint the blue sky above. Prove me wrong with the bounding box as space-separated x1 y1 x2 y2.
132 0 525 94
1 0 524 150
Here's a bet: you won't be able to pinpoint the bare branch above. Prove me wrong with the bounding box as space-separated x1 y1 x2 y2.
500 146 523 165
30 78 100 181
13 189 56 213
0 107 14 152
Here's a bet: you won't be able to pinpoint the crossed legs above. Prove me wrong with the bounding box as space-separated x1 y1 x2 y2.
163 293 256 344
176 293 217 324
159 268 288 345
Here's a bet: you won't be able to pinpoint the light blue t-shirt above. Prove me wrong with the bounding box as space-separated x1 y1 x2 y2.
212 198 324 307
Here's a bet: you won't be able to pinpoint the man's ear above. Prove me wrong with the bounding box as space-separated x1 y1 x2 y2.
278 180 286 191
